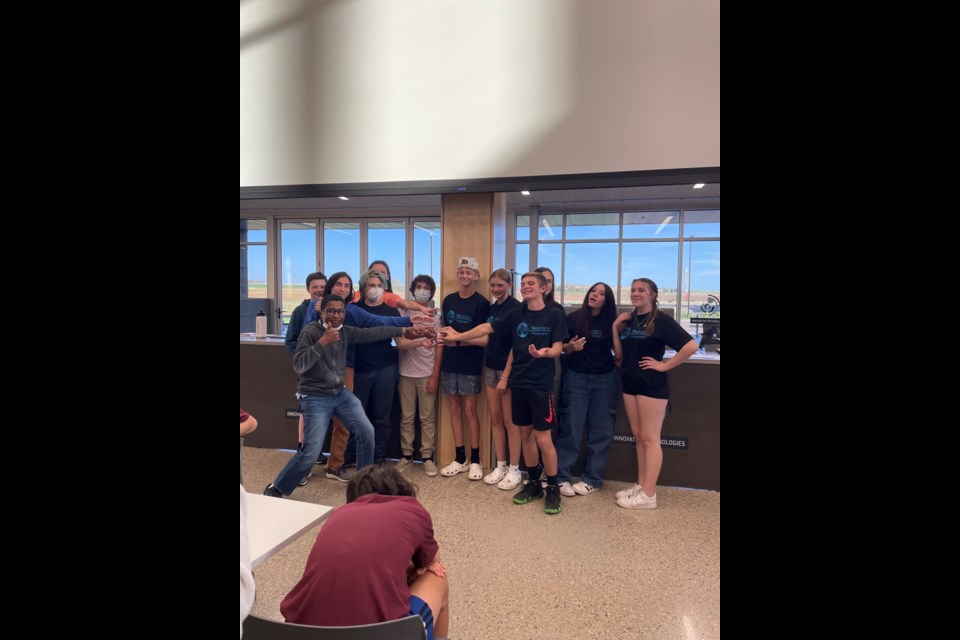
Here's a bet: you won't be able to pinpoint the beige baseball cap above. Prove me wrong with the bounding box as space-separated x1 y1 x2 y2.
458 256 480 272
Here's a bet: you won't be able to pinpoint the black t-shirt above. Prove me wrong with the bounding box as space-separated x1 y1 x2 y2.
441 291 490 375
353 300 400 373
619 311 694 392
484 296 521 370
492 304 568 389
565 310 615 374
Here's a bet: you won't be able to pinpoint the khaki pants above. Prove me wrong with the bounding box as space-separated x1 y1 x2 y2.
326 367 354 472
397 375 437 459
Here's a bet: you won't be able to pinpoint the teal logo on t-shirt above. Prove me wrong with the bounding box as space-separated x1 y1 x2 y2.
517 322 530 338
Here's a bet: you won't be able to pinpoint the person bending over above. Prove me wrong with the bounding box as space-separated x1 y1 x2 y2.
280 465 450 639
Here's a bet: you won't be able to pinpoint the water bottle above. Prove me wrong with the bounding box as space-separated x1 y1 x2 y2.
255 309 267 338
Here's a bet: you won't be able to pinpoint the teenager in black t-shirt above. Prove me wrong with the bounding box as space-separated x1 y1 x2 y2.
480 269 523 489
440 272 568 515
612 278 698 510
437 257 490 480
555 282 619 497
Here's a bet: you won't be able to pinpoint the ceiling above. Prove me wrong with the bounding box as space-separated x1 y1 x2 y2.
239 183 720 216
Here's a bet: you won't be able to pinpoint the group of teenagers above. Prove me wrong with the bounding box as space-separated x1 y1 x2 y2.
262 257 699 512
243 258 699 638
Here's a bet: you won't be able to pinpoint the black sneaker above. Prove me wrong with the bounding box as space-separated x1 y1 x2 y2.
544 484 563 515
513 480 544 505
262 483 283 498
325 467 353 483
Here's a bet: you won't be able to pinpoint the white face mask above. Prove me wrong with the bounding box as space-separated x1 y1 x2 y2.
414 289 431 304
365 286 384 303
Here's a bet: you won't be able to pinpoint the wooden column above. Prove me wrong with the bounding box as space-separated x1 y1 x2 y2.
437 193 499 467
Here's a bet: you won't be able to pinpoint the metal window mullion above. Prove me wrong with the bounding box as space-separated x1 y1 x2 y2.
314 218 327 275
559 214 566 305
404 217 414 294
266 214 278 326
529 208 539 272
618 211 624 305
360 220 369 283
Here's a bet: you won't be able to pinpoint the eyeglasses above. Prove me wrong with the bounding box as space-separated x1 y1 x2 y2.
323 308 346 316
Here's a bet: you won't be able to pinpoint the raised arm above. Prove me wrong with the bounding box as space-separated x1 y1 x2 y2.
439 322 495 343
343 324 426 345
347 304 412 328
461 335 489 347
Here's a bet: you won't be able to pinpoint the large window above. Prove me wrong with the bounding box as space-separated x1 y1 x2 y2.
367 221 407 294
413 220 442 296
681 209 721 332
240 219 267 299
514 209 720 334
323 222 361 283
239 217 442 332
281 222 318 326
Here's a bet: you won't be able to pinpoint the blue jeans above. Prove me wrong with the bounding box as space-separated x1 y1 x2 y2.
556 368 618 487
273 390 375 495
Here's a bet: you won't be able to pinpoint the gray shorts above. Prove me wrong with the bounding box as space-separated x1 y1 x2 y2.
482 366 504 388
441 371 481 395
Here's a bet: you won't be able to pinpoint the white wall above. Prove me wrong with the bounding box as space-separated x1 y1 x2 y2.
240 0 720 188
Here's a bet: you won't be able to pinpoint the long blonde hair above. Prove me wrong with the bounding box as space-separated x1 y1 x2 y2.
631 278 659 335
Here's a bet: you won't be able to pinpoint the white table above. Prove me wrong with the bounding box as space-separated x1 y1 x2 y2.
245 492 334 568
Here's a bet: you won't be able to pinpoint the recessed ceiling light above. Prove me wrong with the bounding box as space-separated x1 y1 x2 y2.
693 183 705 189
338 196 350 200
521 190 531 196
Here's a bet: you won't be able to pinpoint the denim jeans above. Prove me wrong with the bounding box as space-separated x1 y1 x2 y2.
273 389 375 495
556 368 618 487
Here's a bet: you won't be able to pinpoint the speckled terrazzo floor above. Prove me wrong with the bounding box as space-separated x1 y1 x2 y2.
243 446 719 640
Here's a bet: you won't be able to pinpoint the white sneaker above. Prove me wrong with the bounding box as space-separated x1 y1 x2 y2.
484 466 507 485
616 491 657 510
395 458 412 473
615 483 643 500
423 460 439 477
497 469 523 490
468 463 483 480
558 481 575 497
440 460 468 477
298 471 312 487
572 481 599 495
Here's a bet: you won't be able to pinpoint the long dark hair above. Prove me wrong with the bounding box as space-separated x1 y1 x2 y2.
324 272 356 304
631 277 659 335
575 282 617 339
535 267 557 306
368 260 393 293
346 464 417 503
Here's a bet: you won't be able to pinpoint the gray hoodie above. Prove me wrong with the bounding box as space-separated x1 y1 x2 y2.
293 321 405 395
